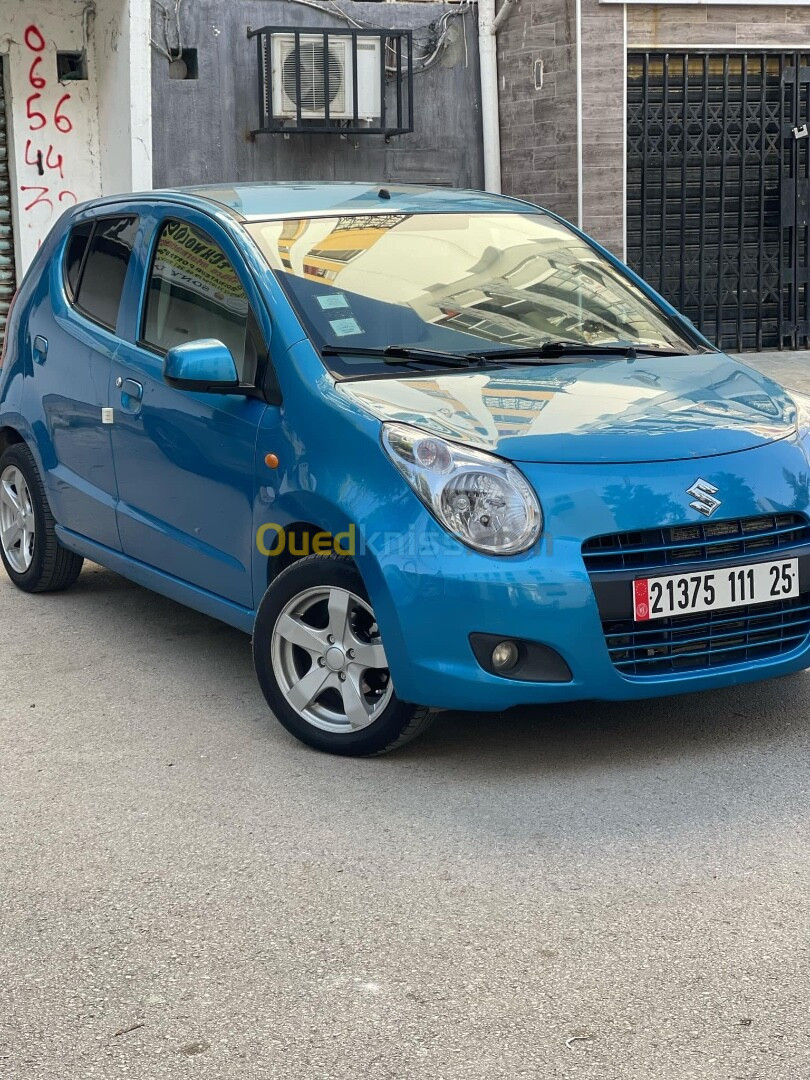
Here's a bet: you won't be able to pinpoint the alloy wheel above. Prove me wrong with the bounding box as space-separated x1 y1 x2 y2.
0 465 35 574
271 585 394 733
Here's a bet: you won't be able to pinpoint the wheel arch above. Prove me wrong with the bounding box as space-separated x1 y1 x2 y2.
265 520 356 585
254 494 403 671
0 426 25 457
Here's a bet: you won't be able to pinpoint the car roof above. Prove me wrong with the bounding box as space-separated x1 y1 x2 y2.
83 182 542 223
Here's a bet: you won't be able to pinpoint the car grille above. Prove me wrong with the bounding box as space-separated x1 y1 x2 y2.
603 595 810 676
582 513 810 573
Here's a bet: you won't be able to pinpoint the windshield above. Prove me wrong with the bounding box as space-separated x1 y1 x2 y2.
246 211 700 374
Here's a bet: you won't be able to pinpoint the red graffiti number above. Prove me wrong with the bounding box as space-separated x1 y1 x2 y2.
21 24 76 234
24 25 46 53
45 146 65 180
24 139 42 171
26 93 47 131
28 56 46 90
20 185 53 213
53 95 73 134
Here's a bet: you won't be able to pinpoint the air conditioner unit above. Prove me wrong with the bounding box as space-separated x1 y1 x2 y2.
269 33 382 122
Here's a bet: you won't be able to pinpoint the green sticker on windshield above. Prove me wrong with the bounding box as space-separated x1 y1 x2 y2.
329 317 363 337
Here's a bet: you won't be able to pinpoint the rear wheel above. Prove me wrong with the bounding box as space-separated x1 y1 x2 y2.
0 444 83 593
253 554 433 755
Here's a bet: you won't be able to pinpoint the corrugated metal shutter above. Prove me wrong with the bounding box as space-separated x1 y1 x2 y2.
0 58 16 345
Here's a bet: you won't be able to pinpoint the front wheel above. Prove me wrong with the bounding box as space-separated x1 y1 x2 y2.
253 554 433 755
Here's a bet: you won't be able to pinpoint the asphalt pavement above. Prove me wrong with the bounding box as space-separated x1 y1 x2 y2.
734 350 810 394
1 562 809 1080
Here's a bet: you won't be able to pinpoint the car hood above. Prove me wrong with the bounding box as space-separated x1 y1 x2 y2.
337 354 799 463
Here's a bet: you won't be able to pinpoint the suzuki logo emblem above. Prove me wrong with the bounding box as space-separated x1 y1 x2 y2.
687 478 721 517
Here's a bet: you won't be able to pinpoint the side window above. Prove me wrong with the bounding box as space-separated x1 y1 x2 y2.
64 221 93 299
73 216 139 330
142 219 259 383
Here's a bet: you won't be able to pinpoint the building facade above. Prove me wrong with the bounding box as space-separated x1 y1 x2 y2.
0 0 152 338
1 0 482 344
499 0 810 351
148 1 483 193
5 0 810 355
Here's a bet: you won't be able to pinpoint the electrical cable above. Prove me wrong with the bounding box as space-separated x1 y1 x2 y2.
149 0 473 81
150 0 185 62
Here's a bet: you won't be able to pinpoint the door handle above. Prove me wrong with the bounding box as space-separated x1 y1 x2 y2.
120 378 144 412
121 378 143 402
33 335 48 364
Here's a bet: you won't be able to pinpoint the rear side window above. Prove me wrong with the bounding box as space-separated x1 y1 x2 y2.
64 222 92 299
72 216 138 331
142 219 259 383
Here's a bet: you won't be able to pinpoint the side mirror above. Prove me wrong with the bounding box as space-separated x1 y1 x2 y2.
164 339 240 393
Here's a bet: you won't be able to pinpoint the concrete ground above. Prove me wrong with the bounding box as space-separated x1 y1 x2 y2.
734 350 810 394
1 565 809 1079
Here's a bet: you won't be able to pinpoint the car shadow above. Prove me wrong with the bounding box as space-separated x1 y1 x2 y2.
405 677 806 771
44 564 809 783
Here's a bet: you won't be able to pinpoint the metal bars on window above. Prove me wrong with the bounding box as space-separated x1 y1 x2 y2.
627 51 810 352
248 26 414 137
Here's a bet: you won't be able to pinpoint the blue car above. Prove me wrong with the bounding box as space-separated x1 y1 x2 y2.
2 182 809 755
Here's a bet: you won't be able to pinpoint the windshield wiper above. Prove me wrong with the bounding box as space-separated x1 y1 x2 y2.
474 340 688 361
321 344 484 369
321 340 690 371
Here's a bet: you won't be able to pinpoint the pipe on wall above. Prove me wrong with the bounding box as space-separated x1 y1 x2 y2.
478 0 501 192
492 0 517 35
575 0 583 227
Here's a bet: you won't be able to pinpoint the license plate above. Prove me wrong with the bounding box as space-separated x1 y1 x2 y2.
633 558 800 621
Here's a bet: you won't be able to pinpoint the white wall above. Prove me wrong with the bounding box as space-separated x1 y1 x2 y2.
0 0 151 276
95 0 152 195
1 0 102 272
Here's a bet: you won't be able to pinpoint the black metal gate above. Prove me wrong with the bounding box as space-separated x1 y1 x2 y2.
627 52 810 352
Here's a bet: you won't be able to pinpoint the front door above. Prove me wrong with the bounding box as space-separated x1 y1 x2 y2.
40 214 139 549
110 212 273 611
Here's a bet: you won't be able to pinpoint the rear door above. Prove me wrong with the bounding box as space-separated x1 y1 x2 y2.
38 214 138 549
109 209 271 609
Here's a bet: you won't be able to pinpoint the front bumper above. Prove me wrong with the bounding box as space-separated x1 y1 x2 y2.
363 442 810 711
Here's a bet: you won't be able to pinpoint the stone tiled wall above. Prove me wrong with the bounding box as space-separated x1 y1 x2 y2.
497 0 579 224
497 0 627 255
498 1 810 261
628 4 810 47
581 0 626 255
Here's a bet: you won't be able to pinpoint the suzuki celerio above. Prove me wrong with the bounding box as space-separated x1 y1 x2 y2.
1 183 809 754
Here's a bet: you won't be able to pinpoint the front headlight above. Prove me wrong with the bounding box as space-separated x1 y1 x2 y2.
381 422 543 555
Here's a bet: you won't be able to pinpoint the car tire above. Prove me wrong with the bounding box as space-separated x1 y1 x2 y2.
253 553 433 755
0 443 84 593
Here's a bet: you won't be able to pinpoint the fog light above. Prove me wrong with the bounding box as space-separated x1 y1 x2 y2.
491 640 519 671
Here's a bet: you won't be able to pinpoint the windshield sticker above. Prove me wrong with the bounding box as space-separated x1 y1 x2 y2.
317 293 350 311
329 317 364 337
